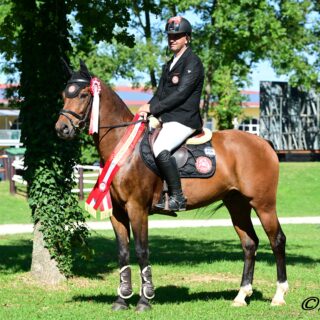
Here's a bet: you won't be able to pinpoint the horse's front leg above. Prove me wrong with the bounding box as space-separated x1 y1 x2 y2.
110 205 133 311
128 204 155 312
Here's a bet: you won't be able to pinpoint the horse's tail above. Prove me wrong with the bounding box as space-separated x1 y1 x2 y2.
212 201 225 213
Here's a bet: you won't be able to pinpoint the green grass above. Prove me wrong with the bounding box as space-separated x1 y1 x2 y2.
0 224 319 319
0 181 31 224
1 162 320 224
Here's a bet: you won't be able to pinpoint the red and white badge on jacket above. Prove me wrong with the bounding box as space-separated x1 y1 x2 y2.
172 75 179 84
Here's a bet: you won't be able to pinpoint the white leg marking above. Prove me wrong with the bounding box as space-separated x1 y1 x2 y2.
232 284 253 307
271 281 289 306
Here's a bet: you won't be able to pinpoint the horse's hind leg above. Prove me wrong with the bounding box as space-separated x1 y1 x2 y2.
223 192 259 306
252 203 288 306
110 204 133 311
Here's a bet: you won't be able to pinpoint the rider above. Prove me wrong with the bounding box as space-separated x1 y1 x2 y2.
138 16 204 211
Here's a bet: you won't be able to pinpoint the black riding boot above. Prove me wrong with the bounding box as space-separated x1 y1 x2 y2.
155 150 186 211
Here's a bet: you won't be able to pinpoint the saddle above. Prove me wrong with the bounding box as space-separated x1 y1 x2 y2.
140 117 216 179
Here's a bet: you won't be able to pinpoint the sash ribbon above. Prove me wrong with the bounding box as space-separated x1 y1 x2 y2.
85 113 146 219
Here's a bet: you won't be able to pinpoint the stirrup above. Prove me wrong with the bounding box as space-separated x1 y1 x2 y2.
167 194 186 211
155 192 165 207
155 193 186 212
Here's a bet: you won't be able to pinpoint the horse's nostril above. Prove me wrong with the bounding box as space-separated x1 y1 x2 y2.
62 124 69 134
56 122 70 137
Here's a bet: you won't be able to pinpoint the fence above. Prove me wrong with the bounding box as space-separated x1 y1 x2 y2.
5 158 99 199
73 165 100 200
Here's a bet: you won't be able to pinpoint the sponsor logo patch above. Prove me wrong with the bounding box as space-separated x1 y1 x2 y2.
204 147 215 157
195 156 212 174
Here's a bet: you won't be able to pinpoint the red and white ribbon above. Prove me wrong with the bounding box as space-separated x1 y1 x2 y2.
85 113 146 219
89 78 101 135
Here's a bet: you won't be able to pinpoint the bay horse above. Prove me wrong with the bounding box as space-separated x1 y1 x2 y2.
55 61 288 311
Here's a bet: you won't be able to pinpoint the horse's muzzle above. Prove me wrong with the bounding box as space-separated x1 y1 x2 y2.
55 121 75 140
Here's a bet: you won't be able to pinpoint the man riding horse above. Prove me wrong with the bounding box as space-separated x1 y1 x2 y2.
138 16 204 212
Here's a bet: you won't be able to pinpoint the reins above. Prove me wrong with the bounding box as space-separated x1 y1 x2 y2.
99 119 147 129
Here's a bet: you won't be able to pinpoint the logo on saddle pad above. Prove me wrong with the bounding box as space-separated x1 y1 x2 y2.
195 156 212 174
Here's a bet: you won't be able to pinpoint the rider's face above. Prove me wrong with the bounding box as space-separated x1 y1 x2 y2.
168 33 188 55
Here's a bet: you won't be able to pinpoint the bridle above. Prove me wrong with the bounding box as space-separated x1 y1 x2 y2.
59 78 93 131
59 78 146 132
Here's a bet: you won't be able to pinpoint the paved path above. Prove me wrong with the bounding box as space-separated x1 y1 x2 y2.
1 216 320 235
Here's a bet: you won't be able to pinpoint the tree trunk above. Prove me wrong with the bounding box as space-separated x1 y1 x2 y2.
31 221 66 285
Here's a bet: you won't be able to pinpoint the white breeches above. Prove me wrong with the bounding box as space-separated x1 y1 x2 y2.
153 121 195 157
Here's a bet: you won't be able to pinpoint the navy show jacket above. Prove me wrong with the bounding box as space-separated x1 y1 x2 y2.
149 47 204 130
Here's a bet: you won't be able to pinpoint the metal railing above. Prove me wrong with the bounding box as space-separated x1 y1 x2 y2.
0 129 21 146
5 158 99 199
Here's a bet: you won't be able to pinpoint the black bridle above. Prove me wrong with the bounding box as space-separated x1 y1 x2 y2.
59 78 93 131
59 78 146 132
59 98 93 131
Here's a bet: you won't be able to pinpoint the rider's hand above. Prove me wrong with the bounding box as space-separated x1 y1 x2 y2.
138 104 150 120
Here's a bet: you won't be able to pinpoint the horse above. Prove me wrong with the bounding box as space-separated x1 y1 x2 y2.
55 61 288 311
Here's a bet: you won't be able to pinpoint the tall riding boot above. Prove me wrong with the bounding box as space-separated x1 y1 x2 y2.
155 150 186 211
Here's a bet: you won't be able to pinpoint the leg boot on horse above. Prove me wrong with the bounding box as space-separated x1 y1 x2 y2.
154 150 186 211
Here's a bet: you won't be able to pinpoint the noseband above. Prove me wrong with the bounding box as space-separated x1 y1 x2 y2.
59 78 93 132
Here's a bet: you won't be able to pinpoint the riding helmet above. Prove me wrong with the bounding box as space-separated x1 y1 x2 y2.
165 16 192 36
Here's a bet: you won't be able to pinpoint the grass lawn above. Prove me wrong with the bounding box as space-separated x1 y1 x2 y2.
0 162 320 224
0 224 319 319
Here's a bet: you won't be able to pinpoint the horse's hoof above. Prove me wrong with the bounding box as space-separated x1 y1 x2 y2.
271 299 286 306
111 302 129 311
135 302 152 312
232 300 247 307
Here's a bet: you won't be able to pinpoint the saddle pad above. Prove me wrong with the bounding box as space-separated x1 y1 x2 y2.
140 130 216 178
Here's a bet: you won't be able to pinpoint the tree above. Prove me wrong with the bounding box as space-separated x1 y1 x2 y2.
0 0 133 282
68 0 166 163
74 1 320 130
176 0 320 128
70 0 165 91
212 67 244 130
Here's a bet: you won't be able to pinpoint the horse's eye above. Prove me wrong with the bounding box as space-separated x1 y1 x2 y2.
80 93 89 99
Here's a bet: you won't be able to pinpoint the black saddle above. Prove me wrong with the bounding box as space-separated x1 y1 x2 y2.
139 128 216 178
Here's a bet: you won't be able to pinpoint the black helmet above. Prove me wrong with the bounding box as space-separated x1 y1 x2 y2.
165 16 192 36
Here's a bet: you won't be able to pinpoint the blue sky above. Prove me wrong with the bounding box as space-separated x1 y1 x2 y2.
245 61 288 91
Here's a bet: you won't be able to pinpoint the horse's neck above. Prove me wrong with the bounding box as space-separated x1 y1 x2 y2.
96 84 134 162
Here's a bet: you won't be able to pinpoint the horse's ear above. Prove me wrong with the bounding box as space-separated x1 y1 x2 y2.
79 59 91 78
60 57 73 77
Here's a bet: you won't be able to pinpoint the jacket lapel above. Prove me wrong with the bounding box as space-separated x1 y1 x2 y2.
168 47 191 73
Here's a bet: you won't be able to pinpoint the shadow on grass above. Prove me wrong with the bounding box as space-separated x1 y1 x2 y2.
0 233 319 277
155 285 268 304
71 285 267 305
0 239 32 274
73 234 320 278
